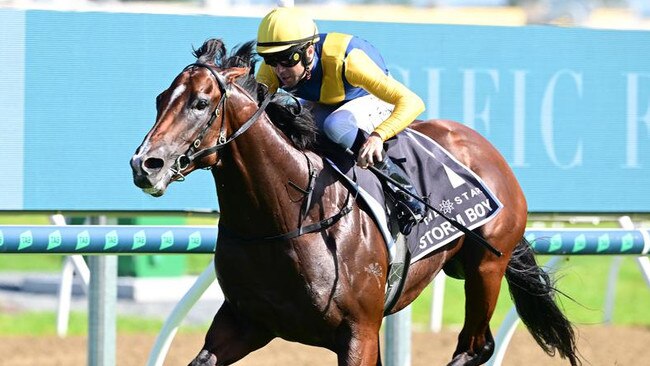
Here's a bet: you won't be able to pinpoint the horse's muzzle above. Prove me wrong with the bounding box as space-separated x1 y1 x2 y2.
130 154 164 191
130 156 149 186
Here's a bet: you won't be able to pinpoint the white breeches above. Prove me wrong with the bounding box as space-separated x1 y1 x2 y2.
302 94 394 149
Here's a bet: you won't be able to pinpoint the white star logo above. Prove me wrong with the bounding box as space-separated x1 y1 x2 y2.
439 200 454 214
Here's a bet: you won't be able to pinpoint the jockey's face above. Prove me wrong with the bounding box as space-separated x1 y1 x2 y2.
269 45 314 89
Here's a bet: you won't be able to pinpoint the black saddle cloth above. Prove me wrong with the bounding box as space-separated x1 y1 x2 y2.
325 128 503 263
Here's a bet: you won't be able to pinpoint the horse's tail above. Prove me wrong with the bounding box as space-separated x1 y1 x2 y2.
504 237 581 366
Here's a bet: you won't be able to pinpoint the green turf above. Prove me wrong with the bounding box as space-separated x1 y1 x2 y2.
0 311 205 336
0 253 213 275
0 213 50 225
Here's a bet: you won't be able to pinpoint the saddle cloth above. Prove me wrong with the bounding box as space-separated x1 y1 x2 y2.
326 127 503 263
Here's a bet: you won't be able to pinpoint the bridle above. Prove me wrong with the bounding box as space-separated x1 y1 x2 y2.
168 63 354 241
170 63 272 180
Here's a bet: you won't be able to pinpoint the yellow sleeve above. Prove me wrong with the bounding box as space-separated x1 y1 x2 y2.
344 49 425 141
255 62 280 94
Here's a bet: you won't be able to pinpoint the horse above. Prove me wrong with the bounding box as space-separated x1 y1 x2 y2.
130 39 580 366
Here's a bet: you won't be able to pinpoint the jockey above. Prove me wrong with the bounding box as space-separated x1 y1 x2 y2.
255 7 425 236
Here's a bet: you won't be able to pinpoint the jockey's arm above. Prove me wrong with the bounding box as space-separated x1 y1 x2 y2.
344 49 425 142
255 62 280 94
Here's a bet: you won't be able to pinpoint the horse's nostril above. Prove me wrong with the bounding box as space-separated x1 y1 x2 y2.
144 158 165 170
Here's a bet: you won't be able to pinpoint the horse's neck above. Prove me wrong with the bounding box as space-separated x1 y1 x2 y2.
215 104 316 236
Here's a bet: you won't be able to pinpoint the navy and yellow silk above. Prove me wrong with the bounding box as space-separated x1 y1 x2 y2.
256 32 425 141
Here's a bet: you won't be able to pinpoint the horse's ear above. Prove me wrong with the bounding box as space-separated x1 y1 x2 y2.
192 38 226 65
224 67 250 83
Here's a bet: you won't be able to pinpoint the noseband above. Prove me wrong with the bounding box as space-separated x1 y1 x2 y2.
171 63 272 179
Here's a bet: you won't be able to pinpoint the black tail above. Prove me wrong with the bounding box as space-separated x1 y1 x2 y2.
505 237 581 366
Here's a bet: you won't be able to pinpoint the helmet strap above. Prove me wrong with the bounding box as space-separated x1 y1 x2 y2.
300 44 314 80
302 62 312 81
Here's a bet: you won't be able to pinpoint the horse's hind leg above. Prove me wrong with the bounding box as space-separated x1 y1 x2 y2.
448 238 512 366
189 300 272 366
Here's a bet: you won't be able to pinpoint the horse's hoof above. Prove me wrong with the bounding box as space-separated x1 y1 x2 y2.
188 350 217 366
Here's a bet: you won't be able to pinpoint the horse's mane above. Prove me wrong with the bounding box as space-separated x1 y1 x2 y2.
192 38 319 151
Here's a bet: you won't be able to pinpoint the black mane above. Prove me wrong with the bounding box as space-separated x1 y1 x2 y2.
192 38 319 151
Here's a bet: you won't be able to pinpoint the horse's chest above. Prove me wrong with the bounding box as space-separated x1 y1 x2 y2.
216 244 299 286
215 244 338 339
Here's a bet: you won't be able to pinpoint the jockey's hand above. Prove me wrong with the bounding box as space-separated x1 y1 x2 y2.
357 132 384 169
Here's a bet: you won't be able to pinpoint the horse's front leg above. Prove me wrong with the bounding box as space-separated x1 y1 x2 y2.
335 323 382 366
188 300 273 366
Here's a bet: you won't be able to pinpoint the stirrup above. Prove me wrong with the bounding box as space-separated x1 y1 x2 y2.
395 200 424 236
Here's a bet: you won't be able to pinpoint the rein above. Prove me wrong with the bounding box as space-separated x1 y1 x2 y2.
171 63 273 179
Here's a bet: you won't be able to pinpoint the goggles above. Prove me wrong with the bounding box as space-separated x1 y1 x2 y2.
262 47 303 68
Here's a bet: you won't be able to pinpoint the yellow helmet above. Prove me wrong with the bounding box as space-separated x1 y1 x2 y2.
257 7 320 55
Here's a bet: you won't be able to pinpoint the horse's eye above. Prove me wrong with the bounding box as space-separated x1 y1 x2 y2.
195 99 209 111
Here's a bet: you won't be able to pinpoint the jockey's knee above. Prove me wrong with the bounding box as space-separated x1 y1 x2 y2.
323 110 358 149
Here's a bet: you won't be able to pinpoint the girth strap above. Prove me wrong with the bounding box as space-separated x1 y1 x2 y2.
218 196 353 242
263 204 353 241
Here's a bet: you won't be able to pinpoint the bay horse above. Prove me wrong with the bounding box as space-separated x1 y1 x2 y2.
130 39 580 366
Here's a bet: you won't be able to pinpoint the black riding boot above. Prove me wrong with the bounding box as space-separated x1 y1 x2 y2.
350 130 425 235
374 155 425 235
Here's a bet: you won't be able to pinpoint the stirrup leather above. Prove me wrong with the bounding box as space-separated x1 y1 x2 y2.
374 156 425 236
